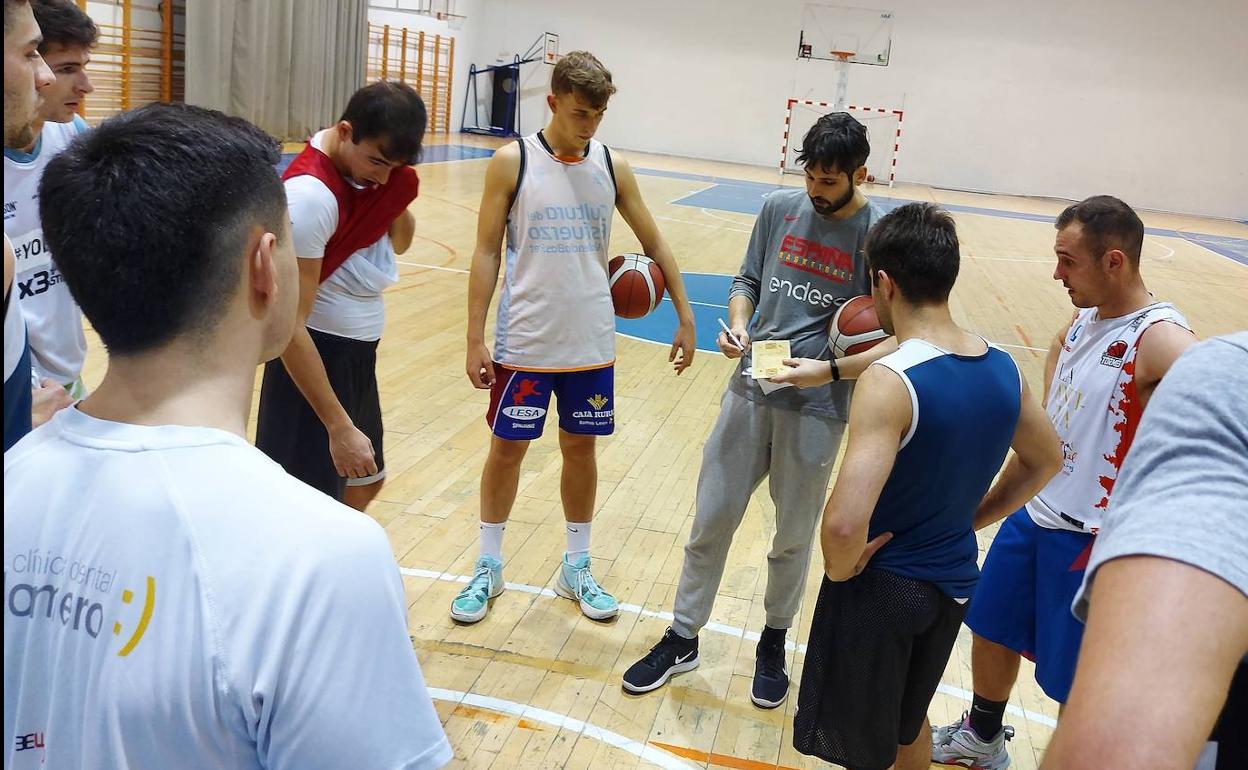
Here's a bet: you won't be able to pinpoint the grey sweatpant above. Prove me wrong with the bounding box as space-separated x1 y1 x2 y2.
671 388 847 638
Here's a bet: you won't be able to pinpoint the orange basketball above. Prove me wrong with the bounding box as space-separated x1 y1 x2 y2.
829 295 888 357
608 253 666 319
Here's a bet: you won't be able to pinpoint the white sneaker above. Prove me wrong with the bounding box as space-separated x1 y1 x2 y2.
931 711 1014 770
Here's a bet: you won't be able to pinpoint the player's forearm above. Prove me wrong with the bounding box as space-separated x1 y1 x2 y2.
466 249 501 344
821 519 868 581
973 454 1049 530
799 336 901 386
820 499 872 581
1042 557 1248 769
645 242 694 324
388 209 415 254
727 295 754 331
837 336 898 379
280 326 353 431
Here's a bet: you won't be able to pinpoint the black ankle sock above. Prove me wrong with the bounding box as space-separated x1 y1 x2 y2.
669 628 697 648
759 625 787 647
968 694 1008 741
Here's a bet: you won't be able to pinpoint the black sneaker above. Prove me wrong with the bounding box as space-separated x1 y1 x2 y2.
622 627 699 693
751 627 789 708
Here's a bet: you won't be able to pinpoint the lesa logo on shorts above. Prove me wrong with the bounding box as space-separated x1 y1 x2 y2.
502 378 547 420
502 405 547 419
1100 340 1128 368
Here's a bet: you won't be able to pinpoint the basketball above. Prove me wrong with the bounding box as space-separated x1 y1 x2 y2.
829 295 888 357
608 253 666 318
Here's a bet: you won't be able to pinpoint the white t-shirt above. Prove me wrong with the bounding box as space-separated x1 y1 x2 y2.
3 407 452 770
2 117 90 385
286 130 399 342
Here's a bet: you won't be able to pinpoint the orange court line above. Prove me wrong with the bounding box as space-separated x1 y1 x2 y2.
650 741 803 770
1014 324 1034 348
449 704 545 731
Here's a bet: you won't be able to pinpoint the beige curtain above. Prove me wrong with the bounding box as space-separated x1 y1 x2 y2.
184 0 367 141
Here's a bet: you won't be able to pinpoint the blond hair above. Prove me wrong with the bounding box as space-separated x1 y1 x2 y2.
550 50 616 108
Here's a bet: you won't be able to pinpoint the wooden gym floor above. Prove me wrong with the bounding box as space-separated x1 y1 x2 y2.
79 134 1248 769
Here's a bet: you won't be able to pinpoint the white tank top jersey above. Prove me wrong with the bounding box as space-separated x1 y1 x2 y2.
1026 302 1191 533
3 118 90 385
494 132 618 371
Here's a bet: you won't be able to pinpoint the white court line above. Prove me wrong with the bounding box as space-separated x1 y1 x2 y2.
427 688 698 770
699 207 757 227
661 297 727 309
654 214 753 233
1146 237 1175 260
397 260 469 274
403 567 1058 729
993 341 1047 352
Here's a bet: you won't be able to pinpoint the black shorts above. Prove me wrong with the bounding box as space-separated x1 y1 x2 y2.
793 568 967 770
255 328 384 501
1213 659 1248 769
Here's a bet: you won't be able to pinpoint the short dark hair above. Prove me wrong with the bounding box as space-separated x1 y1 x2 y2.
866 202 961 304
5 0 30 35
340 80 427 165
551 50 616 108
1055 195 1144 265
31 0 96 52
39 103 286 354
796 112 870 176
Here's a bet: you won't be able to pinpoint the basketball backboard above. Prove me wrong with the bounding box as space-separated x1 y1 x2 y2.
797 4 893 66
544 32 559 64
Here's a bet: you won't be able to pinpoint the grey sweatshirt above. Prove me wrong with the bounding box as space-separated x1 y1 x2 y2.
726 188 879 419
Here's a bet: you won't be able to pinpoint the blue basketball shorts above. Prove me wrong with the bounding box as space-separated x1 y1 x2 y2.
485 363 615 441
965 507 1095 703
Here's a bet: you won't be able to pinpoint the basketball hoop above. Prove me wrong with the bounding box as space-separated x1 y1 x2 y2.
436 11 466 30
829 51 856 110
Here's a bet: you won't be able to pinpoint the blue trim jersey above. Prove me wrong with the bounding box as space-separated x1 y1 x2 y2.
3 116 91 386
867 338 1023 599
4 234 32 451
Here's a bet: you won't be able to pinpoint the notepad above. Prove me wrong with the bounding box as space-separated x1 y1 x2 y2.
750 340 791 379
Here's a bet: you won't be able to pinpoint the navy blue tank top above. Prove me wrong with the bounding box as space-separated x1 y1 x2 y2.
867 338 1022 599
4 285 33 451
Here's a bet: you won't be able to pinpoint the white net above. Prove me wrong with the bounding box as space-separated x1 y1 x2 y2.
782 101 902 186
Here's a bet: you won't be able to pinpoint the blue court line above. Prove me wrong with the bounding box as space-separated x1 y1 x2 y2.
615 272 734 353
672 184 1248 267
633 167 782 191
421 145 496 163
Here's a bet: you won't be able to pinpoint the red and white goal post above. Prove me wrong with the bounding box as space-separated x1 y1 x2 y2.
780 99 904 187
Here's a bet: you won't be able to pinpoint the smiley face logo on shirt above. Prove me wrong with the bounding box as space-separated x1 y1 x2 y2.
113 576 156 657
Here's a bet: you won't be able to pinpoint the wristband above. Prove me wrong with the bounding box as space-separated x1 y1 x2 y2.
830 359 841 382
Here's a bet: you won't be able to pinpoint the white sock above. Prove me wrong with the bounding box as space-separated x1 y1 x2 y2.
479 521 506 560
565 521 591 562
